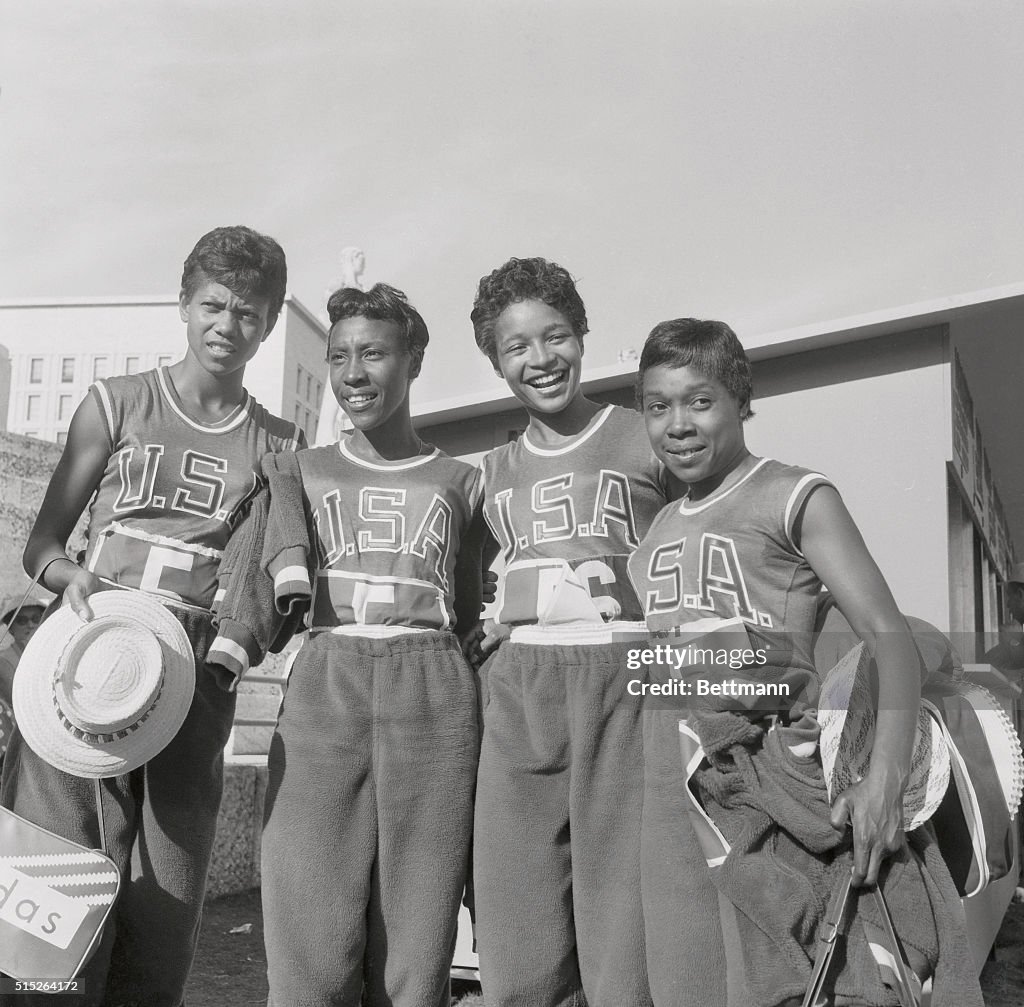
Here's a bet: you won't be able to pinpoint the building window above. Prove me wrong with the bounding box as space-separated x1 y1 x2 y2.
61 358 75 383
294 403 302 425
125 356 141 375
157 355 173 368
26 395 40 422
56 431 68 446
305 409 313 436
306 375 313 402
316 381 323 405
93 356 110 380
296 366 304 394
58 395 73 421
29 358 43 383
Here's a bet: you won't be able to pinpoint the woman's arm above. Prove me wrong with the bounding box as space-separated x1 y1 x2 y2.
23 393 112 620
795 485 921 888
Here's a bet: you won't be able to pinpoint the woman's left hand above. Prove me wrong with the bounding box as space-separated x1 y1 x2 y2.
829 767 906 887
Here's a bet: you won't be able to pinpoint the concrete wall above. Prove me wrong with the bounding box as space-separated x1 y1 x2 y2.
208 759 268 898
748 328 952 628
0 431 79 605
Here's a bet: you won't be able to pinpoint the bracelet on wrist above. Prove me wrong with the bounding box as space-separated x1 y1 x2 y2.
37 554 75 590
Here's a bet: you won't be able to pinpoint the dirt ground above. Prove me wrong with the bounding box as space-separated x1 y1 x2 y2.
185 890 483 1006
188 888 1024 1006
980 894 1024 1007
186 889 266 1007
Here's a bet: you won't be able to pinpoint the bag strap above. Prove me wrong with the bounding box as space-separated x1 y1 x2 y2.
870 883 923 1007
802 868 922 1007
802 868 854 1007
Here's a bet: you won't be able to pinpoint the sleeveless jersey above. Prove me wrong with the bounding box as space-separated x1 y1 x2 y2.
298 439 482 633
482 404 667 626
627 458 833 698
84 367 302 609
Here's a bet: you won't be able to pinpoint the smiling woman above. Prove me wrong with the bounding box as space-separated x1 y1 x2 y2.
467 256 671 1007
492 300 584 418
637 318 754 501
629 317 984 1007
325 282 429 461
222 278 490 1007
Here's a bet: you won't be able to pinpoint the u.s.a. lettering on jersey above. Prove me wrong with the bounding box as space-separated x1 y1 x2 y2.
312 485 454 586
490 470 639 560
644 534 774 628
112 444 259 529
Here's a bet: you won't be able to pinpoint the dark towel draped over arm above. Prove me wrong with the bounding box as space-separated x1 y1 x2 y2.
206 451 312 688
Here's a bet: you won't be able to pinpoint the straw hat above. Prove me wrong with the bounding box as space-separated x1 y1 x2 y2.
817 642 950 831
12 591 195 779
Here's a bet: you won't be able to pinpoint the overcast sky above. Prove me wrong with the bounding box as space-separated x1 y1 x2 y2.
3 1 1023 405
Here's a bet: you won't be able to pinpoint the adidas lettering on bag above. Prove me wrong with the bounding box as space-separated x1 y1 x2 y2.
0 807 120 980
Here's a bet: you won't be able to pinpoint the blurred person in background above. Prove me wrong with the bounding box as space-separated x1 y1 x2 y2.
984 563 1024 674
0 601 46 764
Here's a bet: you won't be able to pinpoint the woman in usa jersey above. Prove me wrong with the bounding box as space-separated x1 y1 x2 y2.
469 257 669 1007
1 226 303 1007
627 319 981 1006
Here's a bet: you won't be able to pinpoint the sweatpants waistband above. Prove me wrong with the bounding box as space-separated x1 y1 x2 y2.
304 627 462 660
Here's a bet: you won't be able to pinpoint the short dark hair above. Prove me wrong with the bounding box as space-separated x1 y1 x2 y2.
326 283 429 373
180 226 288 318
471 257 588 368
637 318 754 417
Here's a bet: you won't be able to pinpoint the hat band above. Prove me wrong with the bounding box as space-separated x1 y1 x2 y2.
52 678 166 745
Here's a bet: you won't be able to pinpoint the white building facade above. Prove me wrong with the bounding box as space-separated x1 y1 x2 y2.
0 294 328 443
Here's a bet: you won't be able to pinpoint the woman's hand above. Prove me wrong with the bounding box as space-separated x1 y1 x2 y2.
460 619 510 669
481 569 499 608
829 765 907 887
62 566 107 622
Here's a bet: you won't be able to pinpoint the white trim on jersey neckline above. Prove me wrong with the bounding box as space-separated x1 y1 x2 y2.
522 403 614 457
676 456 771 515
156 367 252 434
337 437 440 471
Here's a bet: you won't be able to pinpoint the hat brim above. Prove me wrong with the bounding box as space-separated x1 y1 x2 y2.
818 642 951 831
13 591 195 779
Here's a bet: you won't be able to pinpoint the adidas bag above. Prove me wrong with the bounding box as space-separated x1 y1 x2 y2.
922 677 1024 898
0 806 120 980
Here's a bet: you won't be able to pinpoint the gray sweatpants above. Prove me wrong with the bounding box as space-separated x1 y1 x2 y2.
261 630 479 1007
640 707 727 1007
473 640 652 1007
